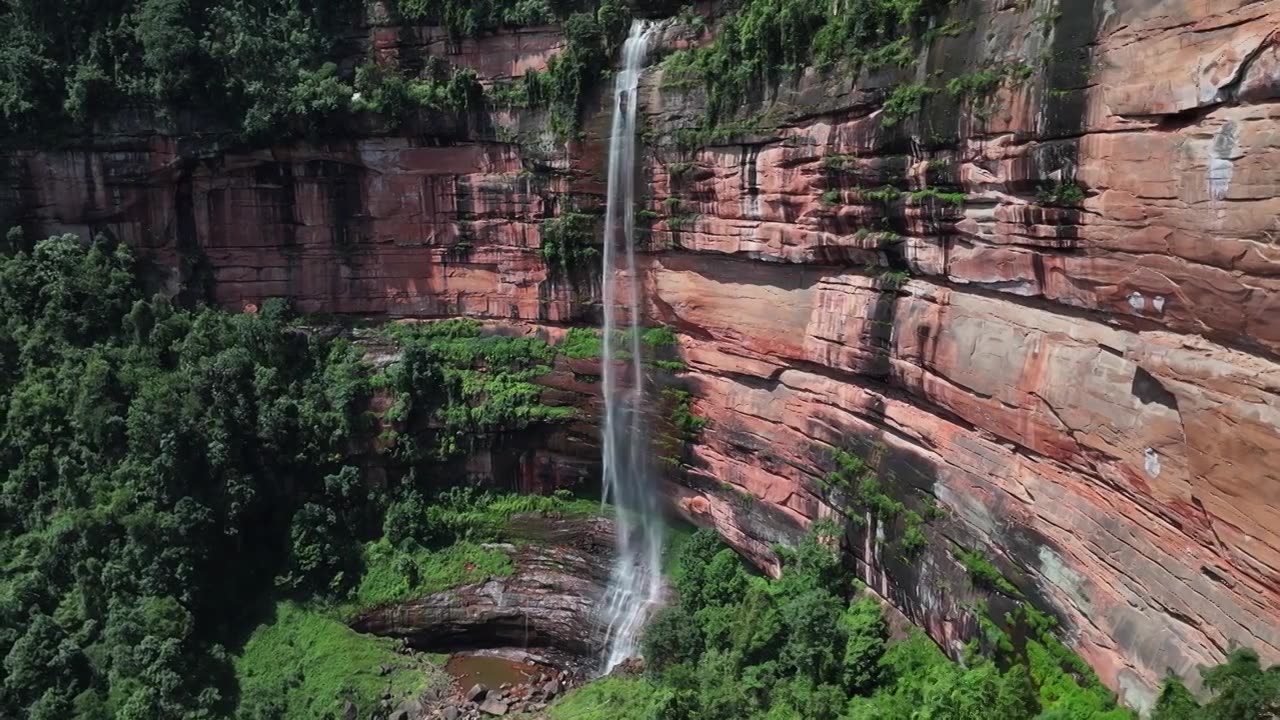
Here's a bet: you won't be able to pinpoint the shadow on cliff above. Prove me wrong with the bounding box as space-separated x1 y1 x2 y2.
797 424 1083 664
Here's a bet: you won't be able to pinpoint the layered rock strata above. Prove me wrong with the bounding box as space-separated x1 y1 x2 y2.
3 0 1280 710
349 515 621 658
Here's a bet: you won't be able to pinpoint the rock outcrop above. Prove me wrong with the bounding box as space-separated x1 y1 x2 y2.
3 0 1280 711
349 515 620 657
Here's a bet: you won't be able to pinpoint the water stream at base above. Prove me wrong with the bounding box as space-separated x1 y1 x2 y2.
598 19 662 673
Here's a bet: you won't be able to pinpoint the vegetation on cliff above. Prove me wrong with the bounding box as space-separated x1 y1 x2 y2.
541 524 1280 719
0 234 588 720
608 525 1137 720
0 0 640 140
659 0 952 121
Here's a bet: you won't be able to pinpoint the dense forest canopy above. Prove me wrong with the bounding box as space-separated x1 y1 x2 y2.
0 233 591 719
0 0 958 141
0 0 651 140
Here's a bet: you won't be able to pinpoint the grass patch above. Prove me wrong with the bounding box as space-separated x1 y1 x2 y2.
235 602 429 720
354 539 515 610
546 676 662 720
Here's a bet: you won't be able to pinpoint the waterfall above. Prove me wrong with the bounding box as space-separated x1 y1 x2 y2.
598 19 662 673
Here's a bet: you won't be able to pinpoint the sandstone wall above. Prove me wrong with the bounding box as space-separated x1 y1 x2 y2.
3 0 1279 711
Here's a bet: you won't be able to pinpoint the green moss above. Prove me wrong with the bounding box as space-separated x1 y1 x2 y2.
235 603 429 720
821 189 842 206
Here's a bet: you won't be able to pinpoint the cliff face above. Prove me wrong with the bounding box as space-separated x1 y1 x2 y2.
4 0 1280 711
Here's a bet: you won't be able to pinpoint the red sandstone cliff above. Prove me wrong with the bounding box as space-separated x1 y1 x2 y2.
3 0 1280 711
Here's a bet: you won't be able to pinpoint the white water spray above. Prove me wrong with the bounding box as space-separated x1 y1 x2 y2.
598 19 662 672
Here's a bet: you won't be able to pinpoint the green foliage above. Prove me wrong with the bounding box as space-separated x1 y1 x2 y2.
668 161 697 177
540 211 599 273
956 549 1025 599
845 630 1040 719
945 69 1003 99
354 539 513 609
642 325 679 348
560 327 603 359
542 0 632 137
377 320 574 461
396 0 556 37
0 234 601 719
0 234 373 719
906 188 965 206
879 269 911 288
664 389 708 441
863 185 903 204
821 189 842 206
881 83 936 126
234 602 428 720
1151 649 1280 720
660 0 950 122
351 59 484 119
351 487 595 612
640 525 1134 720
1037 181 1086 206
0 0 612 138
547 676 664 720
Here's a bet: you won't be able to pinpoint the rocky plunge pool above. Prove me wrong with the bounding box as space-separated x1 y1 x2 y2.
349 514 666 718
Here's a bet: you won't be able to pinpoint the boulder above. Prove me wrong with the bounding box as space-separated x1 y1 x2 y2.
465 684 487 703
478 699 509 716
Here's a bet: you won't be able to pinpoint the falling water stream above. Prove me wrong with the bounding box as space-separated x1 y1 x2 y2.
598 19 662 672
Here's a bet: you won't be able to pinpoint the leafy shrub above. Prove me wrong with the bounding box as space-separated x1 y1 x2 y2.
956 548 1025 598
1037 181 1086 206
881 83 936 126
540 211 599 273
